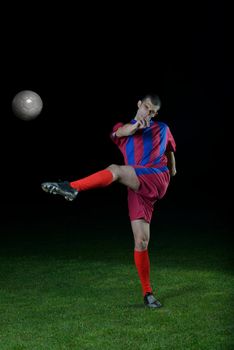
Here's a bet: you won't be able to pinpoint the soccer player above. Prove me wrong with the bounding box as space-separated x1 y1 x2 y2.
41 94 176 309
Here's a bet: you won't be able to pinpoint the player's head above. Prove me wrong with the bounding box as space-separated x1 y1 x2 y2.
136 94 161 119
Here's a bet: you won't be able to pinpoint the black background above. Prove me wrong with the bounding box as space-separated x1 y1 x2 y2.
0 3 232 231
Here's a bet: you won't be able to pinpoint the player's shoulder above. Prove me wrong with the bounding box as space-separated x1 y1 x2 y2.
153 120 169 129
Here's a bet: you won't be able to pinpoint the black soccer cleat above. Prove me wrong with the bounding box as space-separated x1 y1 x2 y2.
144 292 162 309
41 181 78 201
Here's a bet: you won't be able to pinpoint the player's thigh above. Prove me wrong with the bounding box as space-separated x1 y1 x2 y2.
118 165 140 191
131 219 150 242
106 164 140 191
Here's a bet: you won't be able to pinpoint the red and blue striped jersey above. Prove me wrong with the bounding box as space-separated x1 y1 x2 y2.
110 119 176 174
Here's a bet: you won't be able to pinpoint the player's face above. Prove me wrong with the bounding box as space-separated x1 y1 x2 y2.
136 98 160 120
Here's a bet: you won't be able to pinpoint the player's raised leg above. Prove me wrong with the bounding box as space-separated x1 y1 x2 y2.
131 219 162 308
41 164 140 200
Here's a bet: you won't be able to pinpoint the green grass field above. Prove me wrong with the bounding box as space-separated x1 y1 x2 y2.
0 211 233 349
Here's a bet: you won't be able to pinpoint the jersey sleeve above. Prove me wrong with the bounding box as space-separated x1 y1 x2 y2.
110 122 124 145
166 126 176 152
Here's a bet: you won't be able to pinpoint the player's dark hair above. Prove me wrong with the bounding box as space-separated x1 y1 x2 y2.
142 94 161 108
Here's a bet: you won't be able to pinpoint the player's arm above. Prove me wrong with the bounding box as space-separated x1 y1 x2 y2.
165 151 177 176
114 120 149 138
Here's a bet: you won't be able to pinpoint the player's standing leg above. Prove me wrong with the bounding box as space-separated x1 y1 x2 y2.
131 219 162 308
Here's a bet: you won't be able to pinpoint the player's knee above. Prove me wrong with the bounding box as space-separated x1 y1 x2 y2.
106 164 120 181
135 238 149 251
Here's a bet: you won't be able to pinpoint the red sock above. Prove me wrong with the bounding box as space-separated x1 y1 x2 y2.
134 249 153 296
69 169 114 191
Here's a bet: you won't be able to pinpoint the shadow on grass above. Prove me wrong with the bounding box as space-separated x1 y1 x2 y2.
123 304 146 309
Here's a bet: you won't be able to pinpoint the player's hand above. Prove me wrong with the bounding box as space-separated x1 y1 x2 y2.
117 118 150 137
134 118 150 130
170 168 177 176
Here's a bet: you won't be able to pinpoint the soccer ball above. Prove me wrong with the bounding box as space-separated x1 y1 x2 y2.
12 90 43 121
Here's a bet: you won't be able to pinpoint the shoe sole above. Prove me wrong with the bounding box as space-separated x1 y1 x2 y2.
41 183 77 201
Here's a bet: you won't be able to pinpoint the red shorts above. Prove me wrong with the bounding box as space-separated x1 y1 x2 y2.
127 167 170 223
